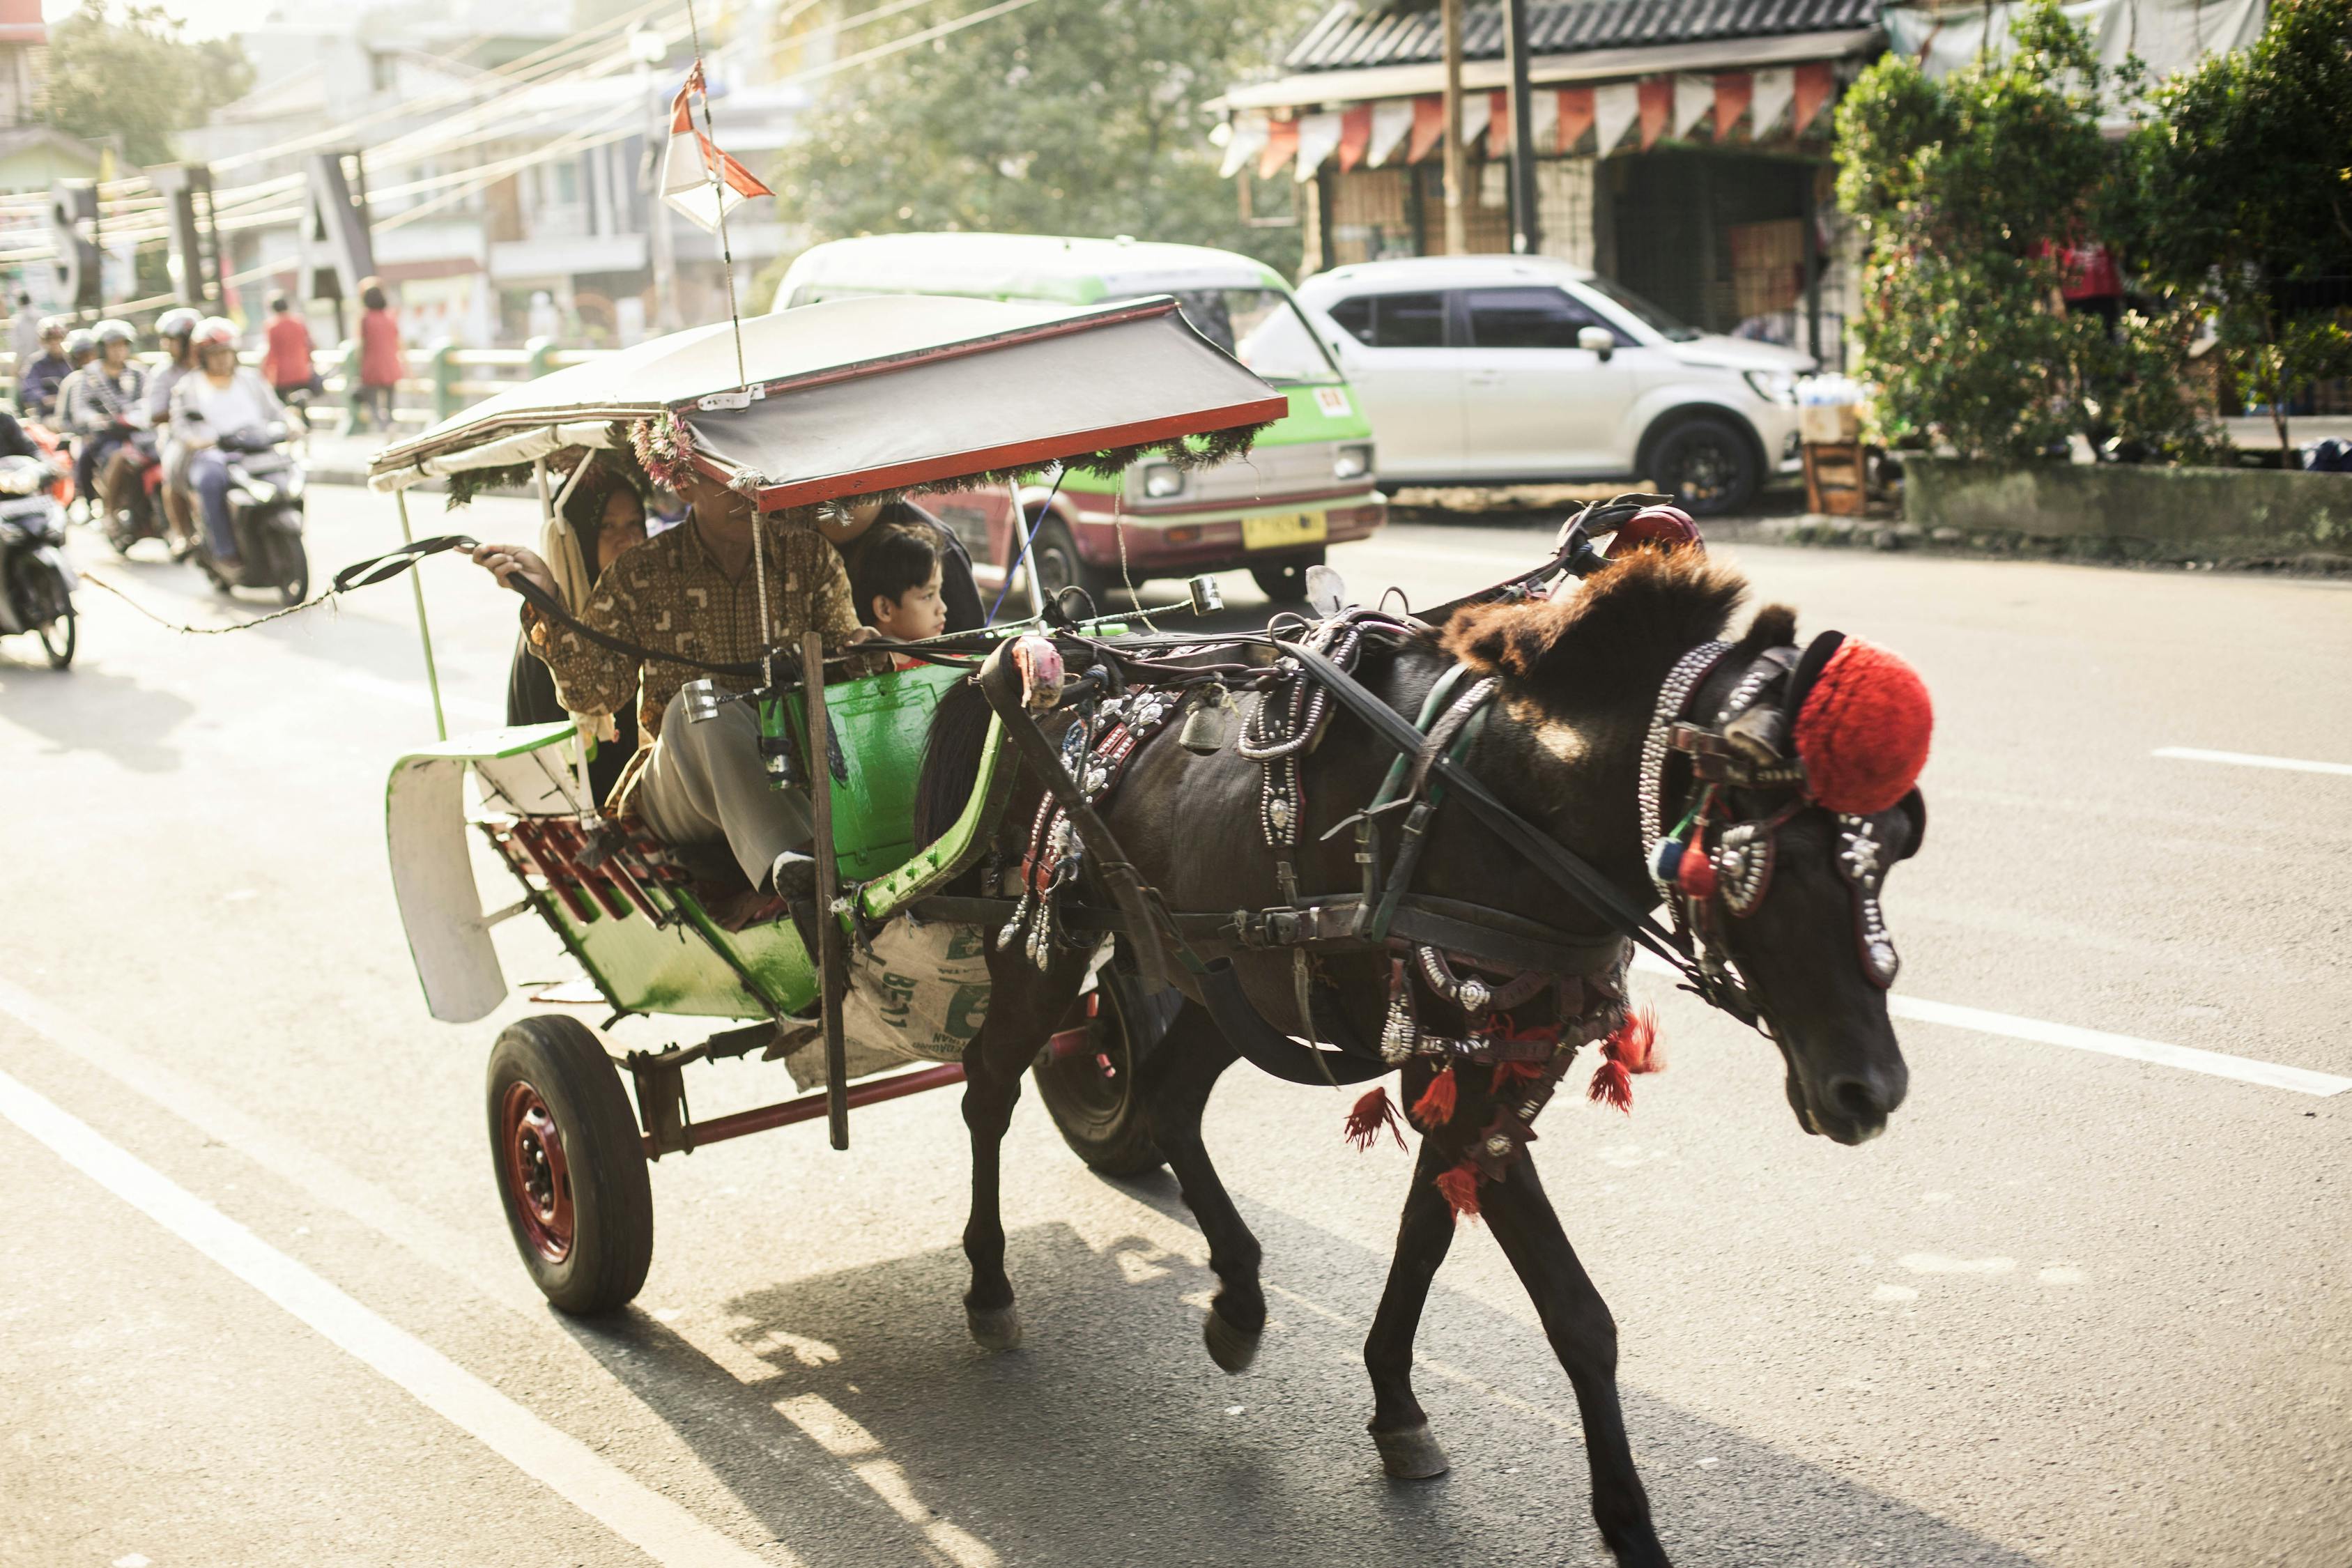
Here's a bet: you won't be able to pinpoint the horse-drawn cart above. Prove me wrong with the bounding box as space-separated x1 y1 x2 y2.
368 294 1285 1312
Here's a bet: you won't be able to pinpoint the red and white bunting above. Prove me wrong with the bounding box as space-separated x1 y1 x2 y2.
1226 62 1843 176
661 63 774 233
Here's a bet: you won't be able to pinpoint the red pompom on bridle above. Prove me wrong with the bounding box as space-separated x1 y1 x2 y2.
1792 637 1932 815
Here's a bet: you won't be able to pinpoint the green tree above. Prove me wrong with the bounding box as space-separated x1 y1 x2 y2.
1834 1 2213 461
767 0 1309 292
45 3 254 168
2121 0 2352 454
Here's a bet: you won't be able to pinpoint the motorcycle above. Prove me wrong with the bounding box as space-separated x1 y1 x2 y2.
98 429 172 559
188 422 308 608
0 454 77 669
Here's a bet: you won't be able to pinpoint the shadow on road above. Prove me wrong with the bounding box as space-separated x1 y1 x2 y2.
0 656 192 772
560 1197 2039 1568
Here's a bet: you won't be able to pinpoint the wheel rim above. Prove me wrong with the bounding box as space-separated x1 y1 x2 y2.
1032 535 1077 598
1666 433 1741 508
1036 990 1133 1136
500 1080 574 1264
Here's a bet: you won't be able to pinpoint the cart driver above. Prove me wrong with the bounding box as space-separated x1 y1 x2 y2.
470 463 880 897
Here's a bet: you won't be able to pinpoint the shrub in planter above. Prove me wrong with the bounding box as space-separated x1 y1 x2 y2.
1834 1 2215 462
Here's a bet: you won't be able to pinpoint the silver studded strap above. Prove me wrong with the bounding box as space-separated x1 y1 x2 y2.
1639 640 1731 896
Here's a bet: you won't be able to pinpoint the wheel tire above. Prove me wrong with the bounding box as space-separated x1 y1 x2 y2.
270 523 309 608
1032 969 1169 1176
105 511 136 556
1027 514 1114 611
1250 548 1325 604
1647 416 1760 518
486 1015 653 1315
13 558 72 669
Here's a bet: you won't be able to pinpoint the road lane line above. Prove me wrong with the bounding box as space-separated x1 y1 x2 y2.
2153 746 2352 778
1630 953 2350 1096
0 1062 786 1568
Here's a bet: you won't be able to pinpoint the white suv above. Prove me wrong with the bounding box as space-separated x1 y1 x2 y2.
1296 255 1811 515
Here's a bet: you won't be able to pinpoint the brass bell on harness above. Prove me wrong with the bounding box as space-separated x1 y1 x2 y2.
1178 683 1234 755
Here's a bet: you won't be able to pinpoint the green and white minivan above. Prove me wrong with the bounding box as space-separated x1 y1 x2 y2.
773 233 1383 604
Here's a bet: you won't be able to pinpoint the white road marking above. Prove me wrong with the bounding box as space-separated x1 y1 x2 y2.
1630 952 2351 1097
0 1063 785 1568
2153 746 2352 778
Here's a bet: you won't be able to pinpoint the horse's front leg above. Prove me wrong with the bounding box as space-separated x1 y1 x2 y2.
1483 1153 1669 1568
1363 1132 1461 1479
1136 999 1264 1371
961 949 1085 1351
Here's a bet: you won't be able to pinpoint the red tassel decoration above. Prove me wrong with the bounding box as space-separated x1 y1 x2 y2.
1434 1161 1483 1221
1344 1086 1406 1151
1410 1063 1459 1128
1676 841 1719 900
1491 1058 1547 1091
1587 1006 1663 1113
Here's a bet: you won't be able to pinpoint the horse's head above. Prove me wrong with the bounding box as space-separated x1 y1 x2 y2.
1443 552 1932 1146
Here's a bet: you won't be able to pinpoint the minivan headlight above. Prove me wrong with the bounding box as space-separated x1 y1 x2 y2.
1743 370 1798 405
1141 463 1185 500
1333 443 1374 482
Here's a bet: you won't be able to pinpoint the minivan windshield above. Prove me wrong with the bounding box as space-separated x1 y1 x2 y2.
1581 277 1704 342
1155 287 1344 384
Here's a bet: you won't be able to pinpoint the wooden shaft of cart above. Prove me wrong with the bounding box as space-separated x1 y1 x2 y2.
803 631 851 1150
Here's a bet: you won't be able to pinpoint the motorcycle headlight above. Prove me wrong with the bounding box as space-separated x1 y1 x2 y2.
282 468 306 500
1140 463 1185 500
1333 443 1374 482
240 477 277 505
1743 370 1799 406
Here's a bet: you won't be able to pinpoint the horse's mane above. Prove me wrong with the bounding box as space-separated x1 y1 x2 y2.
1438 548 1769 698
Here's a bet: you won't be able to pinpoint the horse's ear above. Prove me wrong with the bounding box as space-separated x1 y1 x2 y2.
1735 604 1797 656
1440 597 1573 681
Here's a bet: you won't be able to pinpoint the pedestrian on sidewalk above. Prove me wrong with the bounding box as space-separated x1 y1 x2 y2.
354 280 401 435
263 296 316 438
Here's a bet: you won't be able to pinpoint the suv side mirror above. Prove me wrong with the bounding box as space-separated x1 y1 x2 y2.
1577 326 1616 362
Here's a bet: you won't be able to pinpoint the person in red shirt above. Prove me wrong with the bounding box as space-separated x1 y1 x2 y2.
355 279 401 433
262 295 316 433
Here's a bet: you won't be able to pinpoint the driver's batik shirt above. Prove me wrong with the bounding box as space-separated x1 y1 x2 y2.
525 512 865 758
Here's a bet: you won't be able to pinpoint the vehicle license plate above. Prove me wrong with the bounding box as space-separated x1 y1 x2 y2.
1242 511 1328 551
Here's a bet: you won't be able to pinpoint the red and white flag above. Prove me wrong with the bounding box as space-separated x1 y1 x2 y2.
661 63 773 233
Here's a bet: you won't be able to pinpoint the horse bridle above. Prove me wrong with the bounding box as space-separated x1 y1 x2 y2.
1640 636 1907 1020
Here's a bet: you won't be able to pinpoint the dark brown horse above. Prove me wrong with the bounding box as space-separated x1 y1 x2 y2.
916 547 1923 1567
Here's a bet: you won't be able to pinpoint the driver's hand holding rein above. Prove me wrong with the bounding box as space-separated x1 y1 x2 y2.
471 466 879 896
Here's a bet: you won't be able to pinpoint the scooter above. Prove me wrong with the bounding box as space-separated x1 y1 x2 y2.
98 428 171 558
0 454 77 668
187 422 308 608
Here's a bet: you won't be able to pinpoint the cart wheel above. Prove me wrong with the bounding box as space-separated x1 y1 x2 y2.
486 1015 653 1315
1033 970 1168 1176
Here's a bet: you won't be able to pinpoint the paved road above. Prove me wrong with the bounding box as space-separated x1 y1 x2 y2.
3 487 2348 1568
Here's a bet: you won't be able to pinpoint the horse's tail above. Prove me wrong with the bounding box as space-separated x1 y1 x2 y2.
914 678 994 848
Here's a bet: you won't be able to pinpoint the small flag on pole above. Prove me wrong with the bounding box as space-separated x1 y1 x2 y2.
661 63 773 233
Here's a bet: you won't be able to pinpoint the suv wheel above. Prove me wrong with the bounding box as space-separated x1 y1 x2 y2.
1648 417 1759 518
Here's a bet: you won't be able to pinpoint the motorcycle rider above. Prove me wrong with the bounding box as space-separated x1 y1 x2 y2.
145 307 202 548
17 318 69 422
171 316 284 574
60 319 144 521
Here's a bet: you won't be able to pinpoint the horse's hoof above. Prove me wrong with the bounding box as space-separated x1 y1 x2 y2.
1202 1307 1261 1373
966 1303 1023 1352
1371 1420 1452 1480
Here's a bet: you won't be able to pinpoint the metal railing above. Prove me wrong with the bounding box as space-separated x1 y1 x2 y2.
0 336 615 428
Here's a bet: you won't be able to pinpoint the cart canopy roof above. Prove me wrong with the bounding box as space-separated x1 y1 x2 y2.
366 294 1288 510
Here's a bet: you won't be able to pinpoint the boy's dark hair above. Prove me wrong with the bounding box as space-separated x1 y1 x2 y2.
851 523 939 628
270 295 290 312
360 284 388 311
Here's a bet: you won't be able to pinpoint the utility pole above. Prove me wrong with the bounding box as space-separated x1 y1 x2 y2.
1440 0 1466 254
631 26 682 334
1502 0 1539 255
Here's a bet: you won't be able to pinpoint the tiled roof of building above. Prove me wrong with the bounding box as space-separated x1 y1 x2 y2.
1284 0 1882 70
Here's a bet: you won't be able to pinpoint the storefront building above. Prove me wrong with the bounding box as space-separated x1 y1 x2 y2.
1216 0 1885 367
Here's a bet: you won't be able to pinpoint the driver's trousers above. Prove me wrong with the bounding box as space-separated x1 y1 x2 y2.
187 447 237 559
630 686 812 889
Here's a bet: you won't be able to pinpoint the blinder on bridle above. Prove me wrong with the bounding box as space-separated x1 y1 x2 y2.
1642 631 1918 1004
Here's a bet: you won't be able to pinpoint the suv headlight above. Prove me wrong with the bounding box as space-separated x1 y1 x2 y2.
1333 443 1374 482
1141 463 1185 500
1743 370 1798 406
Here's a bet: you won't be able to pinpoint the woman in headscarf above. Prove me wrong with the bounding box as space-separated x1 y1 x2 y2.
504 454 651 802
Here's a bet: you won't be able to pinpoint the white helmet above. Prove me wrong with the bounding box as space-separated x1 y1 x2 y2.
191 315 239 350
93 318 134 346
155 306 201 341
